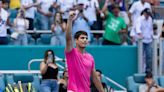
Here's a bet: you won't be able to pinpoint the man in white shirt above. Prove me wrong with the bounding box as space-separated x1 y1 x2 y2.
37 0 54 30
58 0 77 23
84 0 99 28
133 8 153 72
21 0 39 30
0 0 10 45
129 0 151 27
129 0 151 44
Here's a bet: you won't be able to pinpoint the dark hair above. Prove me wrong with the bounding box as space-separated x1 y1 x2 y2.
111 3 120 10
63 69 68 76
74 31 88 39
44 49 55 63
54 12 63 23
96 69 102 74
145 72 153 78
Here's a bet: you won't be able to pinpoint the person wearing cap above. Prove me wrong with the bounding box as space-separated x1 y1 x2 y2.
139 72 164 92
128 0 151 44
72 1 92 42
128 0 151 26
101 0 127 45
133 8 153 73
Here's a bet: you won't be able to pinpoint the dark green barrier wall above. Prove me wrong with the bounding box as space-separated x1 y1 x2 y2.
0 46 137 87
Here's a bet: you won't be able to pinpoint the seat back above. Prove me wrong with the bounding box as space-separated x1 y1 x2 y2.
0 74 5 91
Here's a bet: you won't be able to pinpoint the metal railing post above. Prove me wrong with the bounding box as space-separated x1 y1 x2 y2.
152 38 158 76
138 39 143 73
159 38 163 76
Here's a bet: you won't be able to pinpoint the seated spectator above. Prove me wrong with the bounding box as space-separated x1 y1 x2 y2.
40 49 59 92
139 72 164 92
91 69 108 92
58 69 68 92
101 1 127 45
50 12 66 46
13 8 29 45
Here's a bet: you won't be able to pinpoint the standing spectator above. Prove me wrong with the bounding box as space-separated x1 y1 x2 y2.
58 69 68 92
40 50 59 92
37 0 54 30
128 0 151 26
101 0 127 45
0 0 10 45
128 0 151 44
135 8 153 72
21 0 39 30
13 9 29 45
9 0 21 23
57 0 76 23
84 0 100 30
65 11 104 92
72 2 92 42
50 12 66 46
91 69 108 92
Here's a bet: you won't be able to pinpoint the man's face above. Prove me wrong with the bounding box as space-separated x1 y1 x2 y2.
144 13 149 19
145 77 153 85
112 8 120 17
77 4 84 12
96 71 102 81
75 34 88 48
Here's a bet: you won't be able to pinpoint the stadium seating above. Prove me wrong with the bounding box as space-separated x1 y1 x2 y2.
36 34 51 45
6 74 40 92
0 74 5 91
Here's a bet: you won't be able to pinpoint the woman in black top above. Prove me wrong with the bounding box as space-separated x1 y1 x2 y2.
40 50 58 92
58 69 68 92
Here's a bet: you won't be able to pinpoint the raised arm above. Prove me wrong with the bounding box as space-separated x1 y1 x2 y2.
101 0 111 17
91 69 104 92
65 12 75 52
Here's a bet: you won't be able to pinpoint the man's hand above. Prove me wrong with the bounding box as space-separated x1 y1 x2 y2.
68 11 76 21
105 0 110 4
138 33 143 40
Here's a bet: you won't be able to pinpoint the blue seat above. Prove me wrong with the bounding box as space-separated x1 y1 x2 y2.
6 74 40 92
159 76 164 87
0 74 5 91
27 34 35 45
37 34 51 45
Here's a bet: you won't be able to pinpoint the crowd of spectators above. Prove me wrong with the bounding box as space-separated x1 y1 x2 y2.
0 0 162 46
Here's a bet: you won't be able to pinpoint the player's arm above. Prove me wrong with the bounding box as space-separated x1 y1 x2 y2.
91 69 104 92
65 11 75 52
